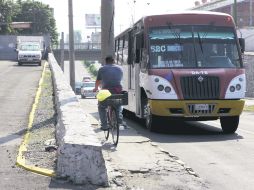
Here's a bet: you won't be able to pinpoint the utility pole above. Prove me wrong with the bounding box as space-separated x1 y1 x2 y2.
101 0 114 64
250 0 253 26
233 0 238 27
68 0 75 90
60 32 65 72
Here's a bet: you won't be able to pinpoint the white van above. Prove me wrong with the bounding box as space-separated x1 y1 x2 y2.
17 42 42 66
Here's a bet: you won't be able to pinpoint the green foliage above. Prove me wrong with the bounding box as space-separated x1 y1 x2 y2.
244 105 254 112
0 0 58 45
0 0 16 34
83 60 98 77
84 60 91 67
74 30 82 43
89 64 98 76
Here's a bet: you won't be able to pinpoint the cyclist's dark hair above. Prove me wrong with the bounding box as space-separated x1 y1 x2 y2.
105 55 114 63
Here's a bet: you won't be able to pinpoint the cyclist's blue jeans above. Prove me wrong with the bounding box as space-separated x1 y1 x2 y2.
98 101 123 128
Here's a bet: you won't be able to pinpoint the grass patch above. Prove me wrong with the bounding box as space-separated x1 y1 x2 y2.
83 60 98 79
244 105 254 112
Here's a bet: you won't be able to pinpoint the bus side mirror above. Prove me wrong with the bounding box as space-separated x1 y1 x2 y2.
239 38 245 53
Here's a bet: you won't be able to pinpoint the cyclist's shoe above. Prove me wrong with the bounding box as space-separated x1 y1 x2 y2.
119 124 125 130
100 126 109 131
119 121 129 130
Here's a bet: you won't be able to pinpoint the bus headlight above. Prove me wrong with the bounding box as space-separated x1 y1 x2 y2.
164 86 171 93
225 74 246 99
230 86 235 92
147 75 178 99
157 85 164 91
236 84 241 91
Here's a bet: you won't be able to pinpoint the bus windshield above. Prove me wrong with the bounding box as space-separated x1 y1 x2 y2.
20 44 40 51
148 25 241 69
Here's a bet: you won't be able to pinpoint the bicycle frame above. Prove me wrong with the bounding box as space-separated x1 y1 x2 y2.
103 93 128 146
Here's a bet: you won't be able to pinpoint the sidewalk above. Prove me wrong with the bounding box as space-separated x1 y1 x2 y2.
83 101 208 190
244 98 254 106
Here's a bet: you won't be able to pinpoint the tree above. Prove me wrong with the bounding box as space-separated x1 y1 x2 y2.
0 0 17 34
13 1 58 44
0 0 58 45
74 30 82 43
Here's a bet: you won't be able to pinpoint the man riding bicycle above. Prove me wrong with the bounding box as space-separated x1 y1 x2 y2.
93 55 124 131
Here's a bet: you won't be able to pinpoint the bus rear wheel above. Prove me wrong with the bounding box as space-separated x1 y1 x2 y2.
220 116 239 134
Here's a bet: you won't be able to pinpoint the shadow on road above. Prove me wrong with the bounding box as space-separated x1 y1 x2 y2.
123 112 243 143
0 128 26 145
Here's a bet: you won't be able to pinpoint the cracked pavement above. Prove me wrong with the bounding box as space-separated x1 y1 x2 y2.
81 98 208 190
22 61 208 189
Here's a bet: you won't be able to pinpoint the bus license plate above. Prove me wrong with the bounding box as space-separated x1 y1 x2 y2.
194 104 209 111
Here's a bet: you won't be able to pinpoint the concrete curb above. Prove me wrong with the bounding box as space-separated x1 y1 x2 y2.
48 54 108 185
16 62 56 177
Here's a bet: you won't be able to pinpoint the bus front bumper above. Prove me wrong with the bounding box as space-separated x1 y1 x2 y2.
149 99 245 118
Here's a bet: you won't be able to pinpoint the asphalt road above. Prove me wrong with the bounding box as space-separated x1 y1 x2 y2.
0 61 54 189
0 61 95 190
79 94 254 190
69 61 254 190
128 112 254 190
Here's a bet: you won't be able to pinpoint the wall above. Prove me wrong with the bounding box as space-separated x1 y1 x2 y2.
0 35 50 61
244 52 254 97
48 54 108 185
0 35 17 60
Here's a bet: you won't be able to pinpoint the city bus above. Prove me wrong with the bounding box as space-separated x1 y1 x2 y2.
114 11 246 133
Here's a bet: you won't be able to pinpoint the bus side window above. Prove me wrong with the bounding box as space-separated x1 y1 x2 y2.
141 48 148 69
128 31 134 65
135 33 143 63
115 39 120 63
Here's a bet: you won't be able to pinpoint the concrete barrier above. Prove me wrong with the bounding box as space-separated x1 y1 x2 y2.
48 53 108 185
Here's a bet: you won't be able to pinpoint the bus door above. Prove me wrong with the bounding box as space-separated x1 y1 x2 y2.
127 30 137 113
134 32 143 117
127 30 143 117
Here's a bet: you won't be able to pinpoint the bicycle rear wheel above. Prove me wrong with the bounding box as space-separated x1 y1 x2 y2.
110 108 119 146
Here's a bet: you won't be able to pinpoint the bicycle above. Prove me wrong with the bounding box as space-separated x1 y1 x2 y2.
102 92 128 146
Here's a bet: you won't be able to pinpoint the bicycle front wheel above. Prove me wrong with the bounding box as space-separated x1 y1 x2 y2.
110 108 119 146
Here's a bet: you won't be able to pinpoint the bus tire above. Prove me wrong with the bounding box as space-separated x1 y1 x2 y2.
220 116 239 134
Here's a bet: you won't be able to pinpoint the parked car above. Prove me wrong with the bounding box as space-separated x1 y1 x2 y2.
82 76 91 82
80 81 96 98
75 82 83 95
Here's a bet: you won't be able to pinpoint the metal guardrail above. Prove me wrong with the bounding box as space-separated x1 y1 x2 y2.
52 42 101 50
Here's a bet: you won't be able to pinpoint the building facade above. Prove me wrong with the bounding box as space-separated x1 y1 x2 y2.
191 0 254 27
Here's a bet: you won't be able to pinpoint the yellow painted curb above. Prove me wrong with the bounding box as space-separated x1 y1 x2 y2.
16 62 56 177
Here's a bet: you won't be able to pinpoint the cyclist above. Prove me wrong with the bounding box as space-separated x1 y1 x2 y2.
93 55 123 130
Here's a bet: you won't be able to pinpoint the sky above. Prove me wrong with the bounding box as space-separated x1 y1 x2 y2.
37 0 196 41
